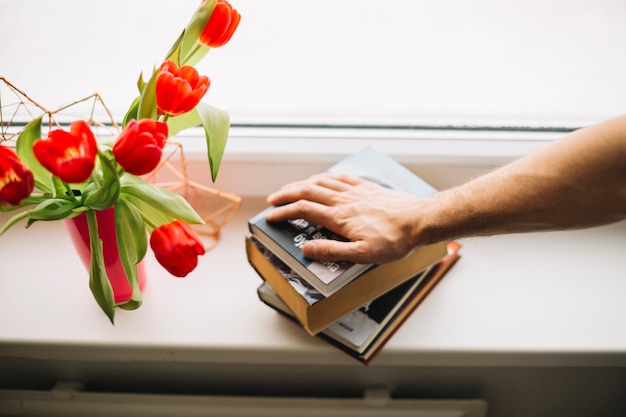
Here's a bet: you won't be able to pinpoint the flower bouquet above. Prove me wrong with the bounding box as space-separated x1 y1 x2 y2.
0 0 241 323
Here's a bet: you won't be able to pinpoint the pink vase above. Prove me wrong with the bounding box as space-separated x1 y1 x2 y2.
65 207 146 303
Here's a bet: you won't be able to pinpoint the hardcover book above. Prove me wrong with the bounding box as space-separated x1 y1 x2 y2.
248 206 365 297
247 146 440 297
246 234 448 335
257 241 461 364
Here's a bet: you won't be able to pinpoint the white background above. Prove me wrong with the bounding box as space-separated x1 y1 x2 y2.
2 0 625 127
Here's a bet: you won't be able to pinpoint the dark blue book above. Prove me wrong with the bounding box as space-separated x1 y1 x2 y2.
247 146 439 297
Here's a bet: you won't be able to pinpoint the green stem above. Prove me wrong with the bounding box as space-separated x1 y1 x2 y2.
0 210 31 237
98 148 120 182
182 42 209 66
63 182 78 201
0 193 73 213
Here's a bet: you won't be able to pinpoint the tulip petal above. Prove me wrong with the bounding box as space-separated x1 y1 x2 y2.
155 60 210 116
150 220 205 277
32 120 97 184
199 0 240 48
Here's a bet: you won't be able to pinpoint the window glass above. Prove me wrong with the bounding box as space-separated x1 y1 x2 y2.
2 0 625 128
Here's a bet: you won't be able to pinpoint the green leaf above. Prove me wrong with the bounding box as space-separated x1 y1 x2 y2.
166 109 202 137
167 104 230 182
114 198 145 310
25 198 82 222
2 197 82 232
0 210 30 237
120 176 204 226
168 0 216 65
51 175 69 199
115 198 148 269
181 43 210 67
85 210 116 324
165 30 185 66
136 71 147 93
138 67 159 121
122 194 173 230
81 149 121 210
123 96 140 128
117 297 142 311
195 102 230 181
15 117 53 193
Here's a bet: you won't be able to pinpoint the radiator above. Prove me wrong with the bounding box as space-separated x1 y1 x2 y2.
0 383 487 417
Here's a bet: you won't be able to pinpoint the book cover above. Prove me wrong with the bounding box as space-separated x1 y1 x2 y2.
256 241 461 364
248 207 371 296
248 146 439 297
246 234 448 335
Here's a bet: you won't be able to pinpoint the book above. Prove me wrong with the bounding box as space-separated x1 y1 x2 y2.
246 234 448 335
247 146 441 297
257 241 462 364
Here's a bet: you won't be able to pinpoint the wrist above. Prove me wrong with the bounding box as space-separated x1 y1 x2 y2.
406 194 443 248
412 187 473 247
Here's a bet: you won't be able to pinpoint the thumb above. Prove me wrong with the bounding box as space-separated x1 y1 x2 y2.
302 239 361 263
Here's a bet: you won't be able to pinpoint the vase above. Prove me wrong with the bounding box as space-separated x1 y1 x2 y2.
65 207 146 304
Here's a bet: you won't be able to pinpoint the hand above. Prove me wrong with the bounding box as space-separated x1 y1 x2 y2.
265 173 424 264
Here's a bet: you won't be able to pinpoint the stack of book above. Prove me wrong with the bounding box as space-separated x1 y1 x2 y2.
246 147 461 364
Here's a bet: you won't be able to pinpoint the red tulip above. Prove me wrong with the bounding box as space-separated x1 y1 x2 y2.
33 120 97 183
0 146 34 206
199 0 241 48
155 60 210 117
150 220 206 277
112 119 169 175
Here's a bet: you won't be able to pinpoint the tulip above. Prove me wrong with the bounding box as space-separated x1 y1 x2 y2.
199 0 241 48
155 60 210 117
0 146 34 206
112 119 169 175
150 220 206 277
33 120 97 183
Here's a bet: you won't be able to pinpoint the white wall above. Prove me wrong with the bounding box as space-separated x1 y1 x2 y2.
2 0 625 127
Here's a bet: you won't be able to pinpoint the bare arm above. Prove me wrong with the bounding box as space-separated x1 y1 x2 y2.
266 115 626 264
419 114 626 242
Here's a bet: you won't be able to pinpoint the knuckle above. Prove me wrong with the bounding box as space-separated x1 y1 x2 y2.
299 184 317 199
353 244 371 263
292 199 315 216
333 205 356 220
309 173 327 182
293 199 310 211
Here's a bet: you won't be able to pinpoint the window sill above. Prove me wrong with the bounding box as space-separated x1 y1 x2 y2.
177 125 569 197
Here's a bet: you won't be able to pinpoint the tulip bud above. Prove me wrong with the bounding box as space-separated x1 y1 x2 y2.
150 220 206 277
155 60 210 117
198 0 241 48
0 146 34 206
113 119 169 175
32 120 97 184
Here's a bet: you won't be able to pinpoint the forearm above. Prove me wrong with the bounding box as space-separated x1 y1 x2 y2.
265 116 626 263
416 116 626 246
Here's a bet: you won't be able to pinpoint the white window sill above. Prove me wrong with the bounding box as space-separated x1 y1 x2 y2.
178 125 570 197
1 198 625 367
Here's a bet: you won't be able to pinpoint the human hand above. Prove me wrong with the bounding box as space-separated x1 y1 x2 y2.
265 173 425 264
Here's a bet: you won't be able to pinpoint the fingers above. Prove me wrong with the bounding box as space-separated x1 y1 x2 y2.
267 173 366 206
264 172 381 264
314 173 365 190
265 199 334 226
267 183 336 207
302 239 368 264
